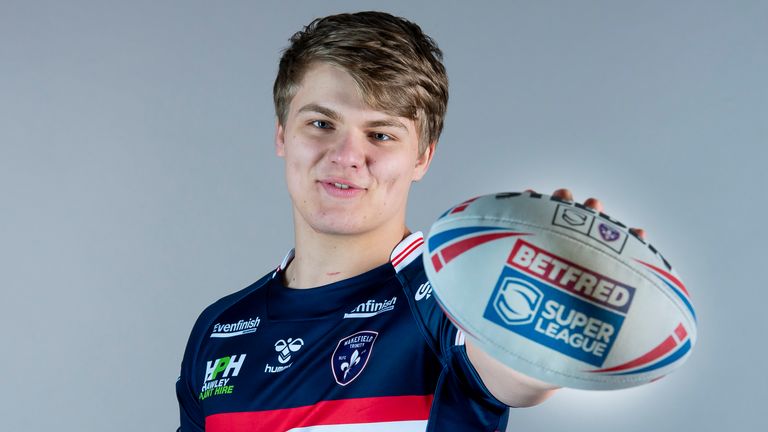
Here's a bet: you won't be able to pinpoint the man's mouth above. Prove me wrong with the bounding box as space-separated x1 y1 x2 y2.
333 182 351 190
321 178 365 190
319 178 366 198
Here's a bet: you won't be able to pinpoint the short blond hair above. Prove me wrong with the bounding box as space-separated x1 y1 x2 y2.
273 11 449 154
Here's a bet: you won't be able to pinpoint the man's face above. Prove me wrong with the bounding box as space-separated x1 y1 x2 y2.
276 63 433 237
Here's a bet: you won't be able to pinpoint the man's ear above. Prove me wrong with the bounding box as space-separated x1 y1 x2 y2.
275 119 286 157
413 141 436 182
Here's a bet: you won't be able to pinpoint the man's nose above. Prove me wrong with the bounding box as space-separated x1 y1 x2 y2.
329 131 366 169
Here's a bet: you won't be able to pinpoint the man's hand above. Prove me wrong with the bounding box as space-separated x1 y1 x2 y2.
466 187 647 407
548 188 646 240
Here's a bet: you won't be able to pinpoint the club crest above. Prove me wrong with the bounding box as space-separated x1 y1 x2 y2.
598 223 621 242
331 330 378 386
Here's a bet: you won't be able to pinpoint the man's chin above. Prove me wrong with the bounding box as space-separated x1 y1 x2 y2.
309 220 368 236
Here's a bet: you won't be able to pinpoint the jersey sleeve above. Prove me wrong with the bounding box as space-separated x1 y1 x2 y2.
176 377 204 432
175 273 274 431
175 312 208 432
392 234 509 409
393 241 511 430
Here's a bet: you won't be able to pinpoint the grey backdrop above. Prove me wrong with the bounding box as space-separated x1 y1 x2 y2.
2 1 765 431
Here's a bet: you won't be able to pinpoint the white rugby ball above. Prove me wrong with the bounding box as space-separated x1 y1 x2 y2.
423 192 697 390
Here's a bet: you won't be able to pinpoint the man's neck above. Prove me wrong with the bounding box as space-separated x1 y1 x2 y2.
283 220 409 289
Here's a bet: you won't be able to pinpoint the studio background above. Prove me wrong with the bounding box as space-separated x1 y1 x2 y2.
2 1 765 431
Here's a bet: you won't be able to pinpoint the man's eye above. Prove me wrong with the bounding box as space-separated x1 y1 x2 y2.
372 132 392 141
311 120 332 129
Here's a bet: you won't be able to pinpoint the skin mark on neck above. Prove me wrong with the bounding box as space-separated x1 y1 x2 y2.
326 271 341 276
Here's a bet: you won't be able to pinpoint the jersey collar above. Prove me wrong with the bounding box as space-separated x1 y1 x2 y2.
390 231 425 273
272 231 425 279
271 248 295 279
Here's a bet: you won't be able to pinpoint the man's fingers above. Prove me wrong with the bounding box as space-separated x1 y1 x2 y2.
550 189 603 213
630 228 646 240
551 188 603 213
548 189 646 240
583 197 603 213
552 188 573 201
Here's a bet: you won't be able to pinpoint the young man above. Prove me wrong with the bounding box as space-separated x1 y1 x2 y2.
176 11 633 431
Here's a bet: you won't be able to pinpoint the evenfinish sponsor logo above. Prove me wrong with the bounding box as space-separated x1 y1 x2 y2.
343 297 397 319
483 240 636 367
210 317 261 338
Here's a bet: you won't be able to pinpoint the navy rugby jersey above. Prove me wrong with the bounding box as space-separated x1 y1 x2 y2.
176 232 509 431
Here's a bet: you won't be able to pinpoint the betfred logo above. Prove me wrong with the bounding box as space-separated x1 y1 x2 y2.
483 240 635 367
509 241 635 313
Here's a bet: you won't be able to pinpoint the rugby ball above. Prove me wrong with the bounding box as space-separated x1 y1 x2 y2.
423 192 697 390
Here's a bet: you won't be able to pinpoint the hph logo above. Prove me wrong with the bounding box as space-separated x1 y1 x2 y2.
492 277 542 325
204 354 246 382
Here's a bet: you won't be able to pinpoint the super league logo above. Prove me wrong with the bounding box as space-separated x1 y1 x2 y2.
492 277 542 325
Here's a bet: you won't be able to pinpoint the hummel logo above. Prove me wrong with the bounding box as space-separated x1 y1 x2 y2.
275 338 304 364
265 337 304 374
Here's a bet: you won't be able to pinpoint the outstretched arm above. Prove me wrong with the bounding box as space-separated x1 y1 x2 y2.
465 337 559 407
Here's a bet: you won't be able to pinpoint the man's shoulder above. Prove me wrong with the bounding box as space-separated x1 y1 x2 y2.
186 269 274 344
205 269 273 314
